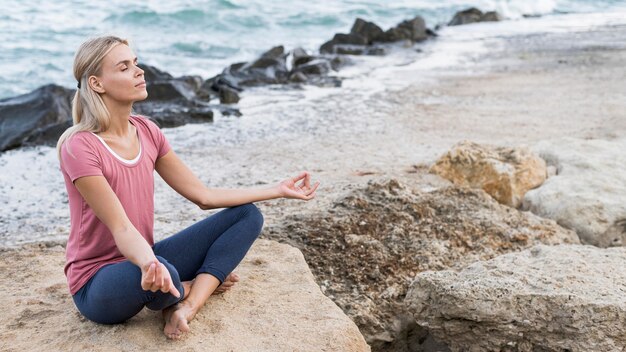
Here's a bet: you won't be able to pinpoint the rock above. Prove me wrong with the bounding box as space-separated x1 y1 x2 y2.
218 85 240 104
134 103 214 128
350 18 384 44
523 137 626 247
144 80 197 101
375 16 428 43
291 47 315 67
448 8 503 26
139 63 173 82
264 178 578 351
292 59 332 76
0 239 370 351
0 84 74 151
430 141 547 208
320 33 369 54
405 244 626 352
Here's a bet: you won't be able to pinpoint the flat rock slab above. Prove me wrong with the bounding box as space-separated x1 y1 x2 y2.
405 244 626 352
0 239 369 352
524 137 626 247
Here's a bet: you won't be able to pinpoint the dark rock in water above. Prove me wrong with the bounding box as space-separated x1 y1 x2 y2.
350 18 384 44
139 63 173 82
289 71 308 83
321 16 429 55
292 59 332 76
448 7 503 26
291 47 315 67
329 56 352 71
320 33 368 54
218 85 240 104
145 80 197 101
134 101 214 128
0 84 74 151
481 11 503 22
375 16 428 43
222 45 290 86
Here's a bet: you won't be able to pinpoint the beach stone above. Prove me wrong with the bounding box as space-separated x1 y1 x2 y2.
291 47 315 67
523 137 626 247
265 178 578 351
0 83 74 151
375 16 428 43
320 33 369 54
448 8 503 26
292 59 332 76
0 239 369 351
218 85 240 104
430 141 547 208
405 244 626 352
350 18 384 44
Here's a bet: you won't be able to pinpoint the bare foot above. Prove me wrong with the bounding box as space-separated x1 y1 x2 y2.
213 272 239 294
162 300 195 340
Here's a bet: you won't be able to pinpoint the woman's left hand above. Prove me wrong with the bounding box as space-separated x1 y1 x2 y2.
278 171 320 200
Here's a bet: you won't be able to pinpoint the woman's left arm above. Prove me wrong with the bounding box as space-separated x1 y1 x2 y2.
155 150 319 210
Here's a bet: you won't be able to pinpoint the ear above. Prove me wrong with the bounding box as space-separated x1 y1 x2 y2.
88 75 105 94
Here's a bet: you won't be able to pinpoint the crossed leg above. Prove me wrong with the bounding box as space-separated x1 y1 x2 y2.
152 203 263 339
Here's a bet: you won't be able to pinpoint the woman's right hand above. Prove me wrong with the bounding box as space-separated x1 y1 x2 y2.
141 260 181 298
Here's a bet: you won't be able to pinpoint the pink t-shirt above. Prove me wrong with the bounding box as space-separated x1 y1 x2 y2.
59 115 171 295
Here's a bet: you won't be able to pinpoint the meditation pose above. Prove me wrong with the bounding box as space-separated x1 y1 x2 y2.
56 35 319 339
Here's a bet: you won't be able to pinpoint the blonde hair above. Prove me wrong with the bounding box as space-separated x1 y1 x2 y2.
56 35 130 160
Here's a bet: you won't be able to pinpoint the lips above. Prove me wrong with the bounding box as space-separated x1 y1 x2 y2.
135 81 146 87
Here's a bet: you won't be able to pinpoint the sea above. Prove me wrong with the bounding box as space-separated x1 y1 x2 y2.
1 0 626 99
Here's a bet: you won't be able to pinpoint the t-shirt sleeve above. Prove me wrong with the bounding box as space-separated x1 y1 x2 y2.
60 134 104 183
144 117 172 159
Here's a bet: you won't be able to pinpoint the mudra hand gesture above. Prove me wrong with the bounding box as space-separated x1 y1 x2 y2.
278 171 320 200
141 260 181 298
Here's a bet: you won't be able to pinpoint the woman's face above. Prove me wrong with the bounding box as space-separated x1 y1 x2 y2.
92 43 147 103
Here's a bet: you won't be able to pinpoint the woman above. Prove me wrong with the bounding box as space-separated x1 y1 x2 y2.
56 36 319 340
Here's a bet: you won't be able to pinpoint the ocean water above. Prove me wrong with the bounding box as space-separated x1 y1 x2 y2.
1 0 626 99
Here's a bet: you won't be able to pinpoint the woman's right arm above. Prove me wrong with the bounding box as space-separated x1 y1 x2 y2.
73 175 179 298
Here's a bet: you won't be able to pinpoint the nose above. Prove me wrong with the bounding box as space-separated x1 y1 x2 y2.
135 65 144 77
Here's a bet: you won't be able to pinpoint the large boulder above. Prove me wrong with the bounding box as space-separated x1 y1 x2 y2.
0 84 74 151
405 244 626 352
430 141 547 208
0 239 369 351
523 137 626 247
265 179 578 351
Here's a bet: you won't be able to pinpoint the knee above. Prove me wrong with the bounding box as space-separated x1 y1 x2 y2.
240 203 264 231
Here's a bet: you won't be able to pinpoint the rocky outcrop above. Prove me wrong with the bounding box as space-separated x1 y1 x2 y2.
430 141 547 208
405 244 626 352
448 8 503 26
523 137 626 247
265 179 578 352
320 17 434 55
0 84 74 151
0 239 369 351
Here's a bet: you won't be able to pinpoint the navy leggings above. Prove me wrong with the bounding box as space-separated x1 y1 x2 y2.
72 203 264 324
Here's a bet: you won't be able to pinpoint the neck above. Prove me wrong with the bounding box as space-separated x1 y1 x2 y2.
102 98 133 138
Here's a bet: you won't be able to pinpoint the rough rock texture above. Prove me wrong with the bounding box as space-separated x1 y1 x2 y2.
405 244 626 352
265 179 578 352
524 137 626 247
430 141 547 208
0 239 369 352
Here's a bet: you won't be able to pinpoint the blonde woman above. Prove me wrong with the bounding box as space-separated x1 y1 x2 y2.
57 36 319 340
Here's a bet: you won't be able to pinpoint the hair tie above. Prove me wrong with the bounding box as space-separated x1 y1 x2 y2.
77 81 81 89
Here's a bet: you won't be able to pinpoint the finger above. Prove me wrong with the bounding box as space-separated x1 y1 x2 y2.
142 263 156 289
303 172 311 189
154 263 164 289
162 276 181 298
305 191 317 200
291 171 307 183
305 182 320 196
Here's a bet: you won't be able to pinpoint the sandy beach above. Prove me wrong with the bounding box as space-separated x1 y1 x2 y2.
1 13 626 351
